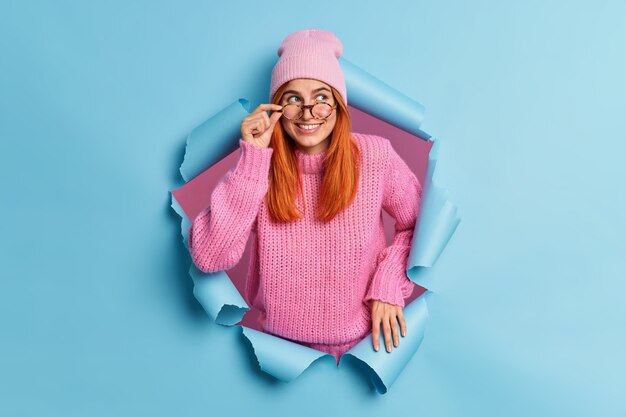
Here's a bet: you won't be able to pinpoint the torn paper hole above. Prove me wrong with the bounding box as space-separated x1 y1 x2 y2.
169 59 459 393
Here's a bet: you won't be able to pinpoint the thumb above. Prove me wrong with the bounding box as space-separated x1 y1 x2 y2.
269 110 282 127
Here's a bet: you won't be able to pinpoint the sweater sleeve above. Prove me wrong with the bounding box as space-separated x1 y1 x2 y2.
363 140 423 308
188 139 273 273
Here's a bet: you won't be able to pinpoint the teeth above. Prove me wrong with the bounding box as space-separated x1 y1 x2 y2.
297 124 321 130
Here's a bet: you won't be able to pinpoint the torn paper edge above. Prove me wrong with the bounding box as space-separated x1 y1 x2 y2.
170 57 460 392
407 138 461 292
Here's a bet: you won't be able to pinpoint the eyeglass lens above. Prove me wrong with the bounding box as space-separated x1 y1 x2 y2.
283 103 333 120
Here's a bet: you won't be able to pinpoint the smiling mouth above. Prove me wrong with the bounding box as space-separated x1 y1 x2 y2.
295 123 322 130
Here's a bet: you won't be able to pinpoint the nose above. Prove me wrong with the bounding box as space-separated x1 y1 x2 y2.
300 105 315 120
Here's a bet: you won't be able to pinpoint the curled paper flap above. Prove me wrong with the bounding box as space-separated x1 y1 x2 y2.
239 294 429 390
180 98 251 181
241 327 330 382
342 293 430 393
170 58 459 392
171 194 249 326
170 99 436 390
171 196 190 247
189 265 249 326
407 139 461 291
340 57 428 139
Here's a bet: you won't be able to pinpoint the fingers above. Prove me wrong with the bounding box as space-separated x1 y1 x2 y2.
241 104 283 141
245 118 267 135
390 312 400 348
370 301 406 354
242 114 269 140
372 308 381 352
397 307 407 337
382 315 392 352
257 104 283 131
269 109 282 126
252 103 283 114
252 104 283 131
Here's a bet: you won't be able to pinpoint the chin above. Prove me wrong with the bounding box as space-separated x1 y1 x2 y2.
284 122 334 153
294 133 326 146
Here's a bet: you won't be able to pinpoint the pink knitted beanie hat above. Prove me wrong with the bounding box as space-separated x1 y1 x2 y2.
269 29 347 105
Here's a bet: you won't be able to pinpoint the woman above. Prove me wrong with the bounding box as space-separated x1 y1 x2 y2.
188 29 422 363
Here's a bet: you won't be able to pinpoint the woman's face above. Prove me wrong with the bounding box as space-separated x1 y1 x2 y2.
278 78 337 155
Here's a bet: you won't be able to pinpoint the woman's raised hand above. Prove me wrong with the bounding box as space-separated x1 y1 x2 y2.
369 299 407 353
241 104 283 149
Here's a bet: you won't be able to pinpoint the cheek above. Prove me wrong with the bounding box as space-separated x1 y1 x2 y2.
281 120 295 135
326 117 337 132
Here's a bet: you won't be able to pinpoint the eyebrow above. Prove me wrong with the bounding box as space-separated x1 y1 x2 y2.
282 87 332 96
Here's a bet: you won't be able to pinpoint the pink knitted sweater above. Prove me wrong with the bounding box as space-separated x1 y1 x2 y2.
188 132 422 357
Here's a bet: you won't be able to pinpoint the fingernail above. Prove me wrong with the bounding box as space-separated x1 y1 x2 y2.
374 345 379 352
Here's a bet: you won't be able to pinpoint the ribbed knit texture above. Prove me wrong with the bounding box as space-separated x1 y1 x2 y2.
188 133 422 361
269 29 347 104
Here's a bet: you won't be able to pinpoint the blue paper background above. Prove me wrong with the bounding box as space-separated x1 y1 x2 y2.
1 1 625 416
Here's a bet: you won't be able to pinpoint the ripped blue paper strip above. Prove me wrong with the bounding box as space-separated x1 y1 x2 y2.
407 139 461 291
240 327 329 382
340 57 429 139
172 197 249 326
170 59 459 393
174 188 430 391
240 293 429 393
180 98 252 182
342 293 430 393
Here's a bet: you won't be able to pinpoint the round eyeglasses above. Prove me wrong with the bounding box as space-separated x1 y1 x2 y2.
279 102 337 120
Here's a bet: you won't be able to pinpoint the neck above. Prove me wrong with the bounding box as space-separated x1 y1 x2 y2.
294 146 327 174
294 144 328 155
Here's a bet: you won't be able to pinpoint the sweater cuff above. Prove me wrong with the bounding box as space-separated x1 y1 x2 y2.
233 139 273 182
363 260 413 308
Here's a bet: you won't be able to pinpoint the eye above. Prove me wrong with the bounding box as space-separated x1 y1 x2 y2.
286 96 301 103
315 94 328 101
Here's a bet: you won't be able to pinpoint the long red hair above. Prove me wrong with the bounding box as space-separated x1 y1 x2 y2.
266 83 361 223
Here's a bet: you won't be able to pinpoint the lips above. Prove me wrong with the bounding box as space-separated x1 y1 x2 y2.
295 123 322 134
296 123 321 129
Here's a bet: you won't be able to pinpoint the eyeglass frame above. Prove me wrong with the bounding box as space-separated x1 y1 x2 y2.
278 101 337 120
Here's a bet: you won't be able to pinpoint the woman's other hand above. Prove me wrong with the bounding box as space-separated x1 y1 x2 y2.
241 104 283 149
369 299 407 353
